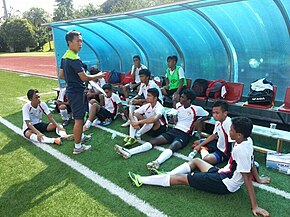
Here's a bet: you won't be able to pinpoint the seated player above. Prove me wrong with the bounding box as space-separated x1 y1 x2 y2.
161 55 187 101
83 83 128 130
128 117 270 217
121 88 166 146
86 67 106 101
22 89 62 145
115 89 209 170
120 55 147 99
56 87 71 127
122 69 163 127
189 100 234 165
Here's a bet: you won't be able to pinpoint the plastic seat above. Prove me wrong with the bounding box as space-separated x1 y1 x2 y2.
224 82 244 104
278 87 290 113
244 85 277 109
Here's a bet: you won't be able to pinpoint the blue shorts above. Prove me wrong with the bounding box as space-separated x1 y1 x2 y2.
67 92 88 119
212 149 230 164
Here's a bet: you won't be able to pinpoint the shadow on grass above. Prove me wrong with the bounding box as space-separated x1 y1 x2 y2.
0 113 144 217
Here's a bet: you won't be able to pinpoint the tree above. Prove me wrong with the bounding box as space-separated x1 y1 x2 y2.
23 7 50 27
23 7 51 50
0 18 36 52
100 0 182 14
75 3 102 18
53 0 74 21
23 7 52 51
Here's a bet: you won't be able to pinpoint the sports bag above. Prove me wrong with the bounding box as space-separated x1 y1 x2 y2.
248 78 273 105
108 70 121 84
206 79 226 99
192 79 208 97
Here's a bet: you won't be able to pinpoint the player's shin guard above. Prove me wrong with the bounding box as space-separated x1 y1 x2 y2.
139 174 170 187
155 149 173 165
129 142 153 155
167 162 191 175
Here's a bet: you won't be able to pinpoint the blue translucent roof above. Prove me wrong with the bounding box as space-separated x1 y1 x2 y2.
46 0 290 100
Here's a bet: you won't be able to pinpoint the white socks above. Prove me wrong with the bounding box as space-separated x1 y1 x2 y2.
75 143 81 149
85 120 92 128
29 134 54 144
155 149 173 165
129 104 136 113
200 148 209 159
128 142 152 155
129 116 138 137
168 162 191 175
60 109 69 120
138 123 153 135
139 174 170 187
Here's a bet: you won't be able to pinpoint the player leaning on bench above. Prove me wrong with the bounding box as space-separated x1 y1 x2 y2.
128 116 270 217
59 30 105 155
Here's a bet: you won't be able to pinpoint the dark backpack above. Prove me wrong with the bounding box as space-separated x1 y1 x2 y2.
108 70 121 84
192 79 208 97
206 79 226 98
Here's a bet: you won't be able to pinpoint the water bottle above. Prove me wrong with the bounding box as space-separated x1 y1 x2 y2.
188 150 198 159
111 132 117 140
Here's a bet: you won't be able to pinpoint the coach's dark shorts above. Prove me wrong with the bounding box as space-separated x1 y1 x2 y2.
161 128 189 147
23 122 49 135
187 167 230 194
67 92 88 119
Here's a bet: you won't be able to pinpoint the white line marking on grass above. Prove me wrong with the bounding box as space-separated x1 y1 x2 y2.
95 125 290 199
0 116 167 217
253 182 290 200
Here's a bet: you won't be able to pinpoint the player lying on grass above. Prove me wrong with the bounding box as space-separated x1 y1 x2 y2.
128 116 270 217
23 89 64 145
115 89 209 169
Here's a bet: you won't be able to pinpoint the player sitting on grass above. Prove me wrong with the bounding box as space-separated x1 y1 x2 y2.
115 89 209 170
22 89 62 145
83 83 129 130
128 116 270 217
188 100 234 165
119 87 166 146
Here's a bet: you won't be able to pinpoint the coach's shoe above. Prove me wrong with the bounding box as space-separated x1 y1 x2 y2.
121 120 130 127
124 137 137 147
73 144 91 155
149 168 166 175
114 145 131 159
146 161 160 170
53 138 62 145
128 172 143 187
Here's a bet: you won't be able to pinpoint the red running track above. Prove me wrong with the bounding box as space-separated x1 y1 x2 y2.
0 56 57 78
